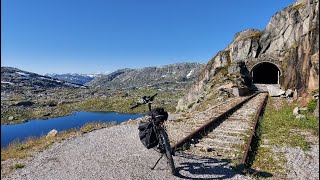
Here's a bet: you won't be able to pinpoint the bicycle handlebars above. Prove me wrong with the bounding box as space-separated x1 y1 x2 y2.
130 93 158 109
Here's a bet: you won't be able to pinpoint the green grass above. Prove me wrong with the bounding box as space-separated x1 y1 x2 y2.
289 2 304 10
1 88 184 125
235 30 262 42
76 88 183 114
250 147 287 179
307 99 317 113
260 98 318 148
250 97 319 176
79 122 117 134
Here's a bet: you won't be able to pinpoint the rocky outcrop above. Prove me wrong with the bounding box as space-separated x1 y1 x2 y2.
271 0 319 95
177 0 319 111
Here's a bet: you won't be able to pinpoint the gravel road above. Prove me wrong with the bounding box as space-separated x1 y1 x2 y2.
3 125 252 180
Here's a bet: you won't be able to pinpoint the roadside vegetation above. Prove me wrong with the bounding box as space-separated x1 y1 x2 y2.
249 97 319 178
77 88 181 114
1 86 184 176
1 122 117 161
1 87 184 125
1 122 117 176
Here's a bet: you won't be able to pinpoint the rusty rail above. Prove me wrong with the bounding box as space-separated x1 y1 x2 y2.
172 93 259 151
240 92 268 165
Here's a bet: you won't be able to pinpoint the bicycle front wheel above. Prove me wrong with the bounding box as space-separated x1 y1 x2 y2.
159 129 176 175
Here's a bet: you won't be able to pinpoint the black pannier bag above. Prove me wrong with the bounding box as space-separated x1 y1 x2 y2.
138 121 158 149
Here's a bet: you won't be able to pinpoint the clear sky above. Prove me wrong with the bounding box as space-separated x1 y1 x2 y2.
1 0 296 75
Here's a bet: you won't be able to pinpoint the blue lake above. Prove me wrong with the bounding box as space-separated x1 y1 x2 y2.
1 111 143 148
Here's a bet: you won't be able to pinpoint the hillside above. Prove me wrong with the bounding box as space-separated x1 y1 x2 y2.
1 63 203 124
1 67 86 96
45 73 99 85
88 62 204 90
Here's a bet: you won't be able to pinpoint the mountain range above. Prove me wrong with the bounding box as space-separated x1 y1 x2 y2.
88 62 204 90
1 67 86 92
1 62 204 95
45 73 101 85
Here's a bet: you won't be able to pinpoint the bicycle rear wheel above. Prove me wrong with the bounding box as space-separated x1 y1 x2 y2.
159 129 176 175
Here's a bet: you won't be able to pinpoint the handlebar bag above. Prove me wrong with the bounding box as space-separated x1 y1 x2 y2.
148 108 168 125
138 122 158 149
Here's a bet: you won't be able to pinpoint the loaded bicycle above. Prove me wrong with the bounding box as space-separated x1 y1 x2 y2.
130 93 176 175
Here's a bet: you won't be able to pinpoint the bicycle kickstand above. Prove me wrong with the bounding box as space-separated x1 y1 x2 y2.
151 154 164 170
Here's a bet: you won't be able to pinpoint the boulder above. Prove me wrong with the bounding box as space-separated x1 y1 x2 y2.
267 86 285 97
293 107 300 116
15 101 34 107
293 89 298 100
47 101 57 107
46 129 58 139
232 87 250 97
285 89 294 97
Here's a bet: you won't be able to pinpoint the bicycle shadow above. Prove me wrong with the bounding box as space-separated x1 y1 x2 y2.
242 167 273 179
174 152 272 180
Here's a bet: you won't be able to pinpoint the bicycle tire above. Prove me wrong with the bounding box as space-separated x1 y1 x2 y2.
159 129 176 175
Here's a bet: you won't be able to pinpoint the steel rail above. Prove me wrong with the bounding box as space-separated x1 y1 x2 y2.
240 92 268 166
172 93 259 151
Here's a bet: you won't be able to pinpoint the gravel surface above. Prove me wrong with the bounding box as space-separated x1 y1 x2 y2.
284 144 319 180
2 125 252 180
272 138 319 180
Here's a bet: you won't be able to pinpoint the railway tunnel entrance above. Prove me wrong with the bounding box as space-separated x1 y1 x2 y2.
251 62 281 84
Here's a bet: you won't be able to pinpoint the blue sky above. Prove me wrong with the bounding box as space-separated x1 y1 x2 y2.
1 0 296 75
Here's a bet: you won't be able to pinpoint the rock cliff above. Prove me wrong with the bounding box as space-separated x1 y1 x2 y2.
177 0 319 111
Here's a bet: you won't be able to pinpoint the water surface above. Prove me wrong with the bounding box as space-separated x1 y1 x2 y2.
1 111 143 147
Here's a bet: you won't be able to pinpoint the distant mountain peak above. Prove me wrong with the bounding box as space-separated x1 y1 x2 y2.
1 67 86 93
45 73 97 85
87 62 205 90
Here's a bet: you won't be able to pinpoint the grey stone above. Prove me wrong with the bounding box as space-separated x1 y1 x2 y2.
232 87 250 97
285 89 294 97
299 107 308 111
293 89 298 100
15 101 34 107
267 85 285 97
293 107 300 116
46 129 58 139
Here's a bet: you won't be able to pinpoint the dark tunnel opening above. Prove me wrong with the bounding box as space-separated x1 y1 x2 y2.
251 62 280 84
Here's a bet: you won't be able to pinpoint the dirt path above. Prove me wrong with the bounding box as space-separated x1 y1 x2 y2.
2 125 251 180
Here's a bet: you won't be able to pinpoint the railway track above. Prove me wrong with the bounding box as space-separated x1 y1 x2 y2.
166 92 268 167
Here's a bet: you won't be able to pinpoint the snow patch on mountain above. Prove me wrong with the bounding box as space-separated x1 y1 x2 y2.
186 69 194 78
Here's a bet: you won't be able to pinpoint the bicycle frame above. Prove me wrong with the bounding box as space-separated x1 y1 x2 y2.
131 94 176 175
153 121 166 150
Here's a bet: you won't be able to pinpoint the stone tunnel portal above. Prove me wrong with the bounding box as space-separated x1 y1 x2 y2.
251 62 281 84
